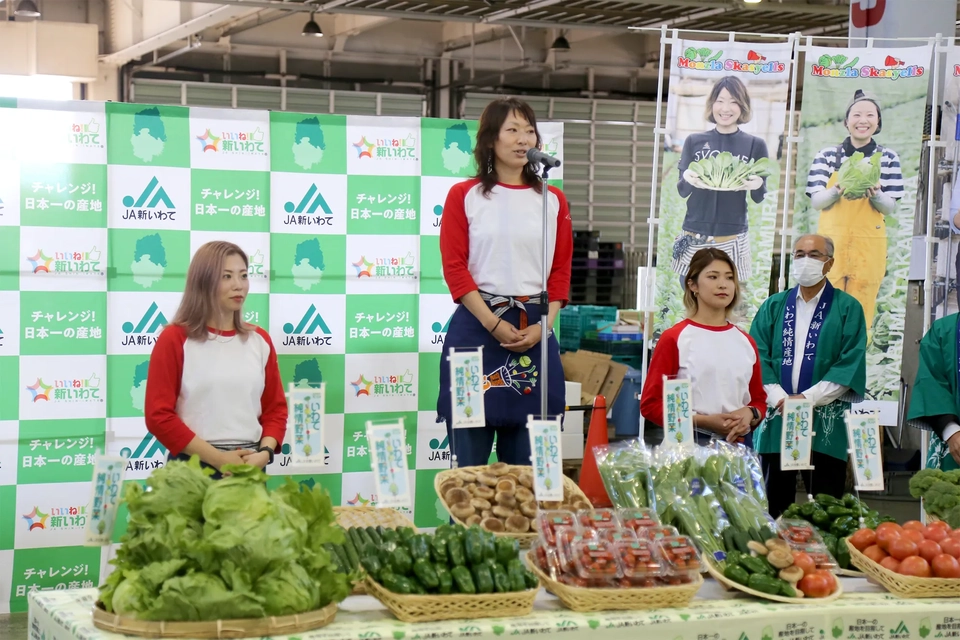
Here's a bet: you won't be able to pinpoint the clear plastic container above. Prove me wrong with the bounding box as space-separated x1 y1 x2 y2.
578 508 622 531
571 539 623 580
777 518 826 546
653 535 703 584
555 525 598 574
614 539 664 584
530 539 562 578
642 525 680 542
599 527 639 543
617 507 659 532
536 510 579 547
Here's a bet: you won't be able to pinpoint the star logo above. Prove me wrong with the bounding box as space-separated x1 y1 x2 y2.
196 129 221 153
26 379 52 402
350 374 373 397
351 256 374 278
26 250 53 273
352 136 376 159
22 506 49 531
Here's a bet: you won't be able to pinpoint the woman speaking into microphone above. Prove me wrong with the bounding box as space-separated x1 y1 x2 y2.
437 97 573 468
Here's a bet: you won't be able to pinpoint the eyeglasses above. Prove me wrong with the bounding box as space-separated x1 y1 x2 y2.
793 251 832 261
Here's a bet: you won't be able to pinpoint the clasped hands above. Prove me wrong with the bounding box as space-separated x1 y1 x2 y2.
215 447 270 472
696 407 755 443
488 318 545 353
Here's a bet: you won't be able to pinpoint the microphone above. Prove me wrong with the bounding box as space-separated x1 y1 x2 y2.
526 147 561 168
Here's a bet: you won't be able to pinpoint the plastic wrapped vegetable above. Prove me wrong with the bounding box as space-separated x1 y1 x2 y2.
593 440 656 512
713 441 768 511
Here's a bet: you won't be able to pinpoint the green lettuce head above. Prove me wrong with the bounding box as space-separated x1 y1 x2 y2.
255 562 321 616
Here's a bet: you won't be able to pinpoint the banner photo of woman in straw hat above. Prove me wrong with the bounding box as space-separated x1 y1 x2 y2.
654 40 792 338
792 44 932 404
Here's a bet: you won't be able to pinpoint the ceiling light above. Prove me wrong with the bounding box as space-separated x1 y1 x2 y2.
743 0 762 3
301 13 322 37
14 0 41 17
550 35 570 51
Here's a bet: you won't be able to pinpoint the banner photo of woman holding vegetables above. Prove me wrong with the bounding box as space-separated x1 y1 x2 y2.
792 44 932 405
654 40 791 338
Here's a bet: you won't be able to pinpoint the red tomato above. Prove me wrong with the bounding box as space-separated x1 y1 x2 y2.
816 569 838 592
932 554 960 579
876 522 904 536
917 539 943 563
925 525 950 543
888 538 920 561
898 556 933 578
939 537 960 558
902 520 926 532
863 545 888 564
798 573 832 598
902 529 926 545
880 556 902 572
876 528 901 552
849 528 877 552
791 551 817 577
949 528 960 540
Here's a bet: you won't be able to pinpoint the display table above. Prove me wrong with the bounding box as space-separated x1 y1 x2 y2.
28 579 960 640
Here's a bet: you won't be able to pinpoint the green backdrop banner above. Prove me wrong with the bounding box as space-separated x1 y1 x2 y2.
0 98 564 613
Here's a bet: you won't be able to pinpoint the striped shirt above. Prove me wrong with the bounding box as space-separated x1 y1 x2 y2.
805 138 904 200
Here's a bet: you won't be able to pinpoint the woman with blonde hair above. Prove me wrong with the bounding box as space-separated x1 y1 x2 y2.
144 241 287 477
640 248 766 446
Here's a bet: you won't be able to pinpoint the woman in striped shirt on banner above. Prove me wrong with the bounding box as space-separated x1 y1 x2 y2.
804 89 903 337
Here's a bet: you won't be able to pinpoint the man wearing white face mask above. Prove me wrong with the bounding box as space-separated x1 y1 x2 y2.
749 234 868 517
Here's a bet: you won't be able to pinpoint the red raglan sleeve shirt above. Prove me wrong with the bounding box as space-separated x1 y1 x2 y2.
144 325 196 457
547 185 573 306
439 180 479 304
255 327 288 451
639 325 682 427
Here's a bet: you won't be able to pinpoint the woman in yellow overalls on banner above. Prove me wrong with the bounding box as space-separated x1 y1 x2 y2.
805 89 903 339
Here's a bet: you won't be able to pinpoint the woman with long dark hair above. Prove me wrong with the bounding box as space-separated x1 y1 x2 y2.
437 97 573 467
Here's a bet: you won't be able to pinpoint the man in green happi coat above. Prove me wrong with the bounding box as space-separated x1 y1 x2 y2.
749 234 867 517
907 314 960 472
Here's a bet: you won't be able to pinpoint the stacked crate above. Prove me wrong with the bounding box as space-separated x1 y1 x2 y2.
569 230 625 306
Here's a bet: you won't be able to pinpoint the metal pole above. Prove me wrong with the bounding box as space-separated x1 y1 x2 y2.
777 33 802 293
540 164 551 420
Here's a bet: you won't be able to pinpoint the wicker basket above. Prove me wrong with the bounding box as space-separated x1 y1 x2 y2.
92 601 338 639
434 465 592 548
526 559 702 612
836 568 865 578
364 576 539 623
706 560 843 604
334 506 417 595
846 538 960 598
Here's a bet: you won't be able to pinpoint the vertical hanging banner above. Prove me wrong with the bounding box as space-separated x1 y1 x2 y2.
527 417 563 502
83 453 127 546
846 411 885 491
448 348 485 428
661 377 694 447
366 419 412 509
288 383 325 465
780 398 815 471
792 44 933 408
654 39 792 336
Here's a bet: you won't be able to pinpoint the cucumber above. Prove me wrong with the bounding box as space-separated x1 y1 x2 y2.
366 526 383 546
342 532 361 571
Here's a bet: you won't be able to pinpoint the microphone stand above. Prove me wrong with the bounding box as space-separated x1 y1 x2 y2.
538 163 552 421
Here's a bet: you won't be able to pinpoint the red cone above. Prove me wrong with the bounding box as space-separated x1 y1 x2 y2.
578 394 612 507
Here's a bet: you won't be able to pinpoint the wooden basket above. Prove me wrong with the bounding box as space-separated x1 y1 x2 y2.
334 506 417 595
846 538 960 598
434 465 592 548
706 560 843 604
92 601 338 639
526 558 702 612
364 576 538 623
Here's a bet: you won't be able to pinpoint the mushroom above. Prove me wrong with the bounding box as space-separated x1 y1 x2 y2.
530 518 541 532
495 492 518 509
501 473 520 486
489 462 510 477
450 501 476 521
496 478 517 493
492 505 514 519
477 472 499 487
765 538 790 552
542 501 562 510
515 487 534 502
505 515 531 533
747 541 769 556
520 501 538 518
767 549 794 570
439 480 460 496
470 497 492 511
460 471 477 483
482 509 493 519
465 514 482 527
465 483 478 495
779 566 804 584
518 471 534 489
474 485 495 500
445 487 471 505
481 518 505 533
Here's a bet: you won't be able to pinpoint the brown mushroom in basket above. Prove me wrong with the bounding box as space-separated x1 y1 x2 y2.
459 471 477 483
450 501 476 521
439 480 460 496
477 472 499 487
496 478 516 493
495 492 518 509
501 473 520 486
518 471 534 489
492 505 514 519
519 501 538 518
542 501 562 510
465 483 478 495
482 509 493 519
465 514 482 527
474 485 495 500
445 487 470 505
481 517 505 533
505 515 531 533
515 486 534 503
489 462 510 477
470 497 492 511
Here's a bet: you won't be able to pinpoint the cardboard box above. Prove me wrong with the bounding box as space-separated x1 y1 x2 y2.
561 433 585 460
560 350 628 408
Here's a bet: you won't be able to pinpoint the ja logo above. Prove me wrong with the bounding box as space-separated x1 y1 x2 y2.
431 315 451 346
120 434 167 472
121 301 167 347
282 304 332 347
283 184 333 227
122 177 176 223
432 204 443 228
276 441 331 467
428 435 450 463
